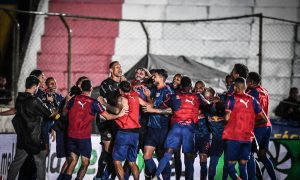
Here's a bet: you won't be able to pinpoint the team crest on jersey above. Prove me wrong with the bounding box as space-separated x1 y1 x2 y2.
156 93 160 97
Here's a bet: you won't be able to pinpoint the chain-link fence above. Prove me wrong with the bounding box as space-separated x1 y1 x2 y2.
0 7 299 117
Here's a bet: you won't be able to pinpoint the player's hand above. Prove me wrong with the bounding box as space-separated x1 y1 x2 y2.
46 95 54 102
50 129 56 142
65 94 73 102
97 96 106 106
118 107 129 117
142 104 154 113
143 87 151 98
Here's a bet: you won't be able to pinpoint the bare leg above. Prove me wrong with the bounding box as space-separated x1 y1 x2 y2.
129 162 140 180
65 152 79 175
114 160 125 180
76 156 90 180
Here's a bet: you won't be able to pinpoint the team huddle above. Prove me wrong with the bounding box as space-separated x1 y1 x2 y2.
7 61 276 180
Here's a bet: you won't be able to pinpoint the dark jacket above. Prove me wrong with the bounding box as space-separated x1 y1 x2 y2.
12 92 51 154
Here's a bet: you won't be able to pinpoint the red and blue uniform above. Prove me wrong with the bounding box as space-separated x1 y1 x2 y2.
207 102 226 180
222 93 263 161
193 93 210 155
144 85 174 148
67 95 105 158
164 92 198 153
247 85 272 150
113 92 141 162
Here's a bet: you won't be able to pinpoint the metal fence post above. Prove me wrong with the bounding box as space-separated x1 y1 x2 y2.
59 15 72 91
291 24 298 87
3 9 20 100
258 13 263 76
140 22 150 55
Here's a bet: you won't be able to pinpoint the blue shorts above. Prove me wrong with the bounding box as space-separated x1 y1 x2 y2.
195 133 210 154
254 126 271 150
112 131 139 162
210 138 224 157
164 123 194 153
144 127 168 149
67 137 92 158
225 140 251 161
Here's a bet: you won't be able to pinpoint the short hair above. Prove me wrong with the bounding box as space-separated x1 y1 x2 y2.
118 81 131 93
81 80 92 92
195 80 206 87
109 61 119 69
235 77 246 85
290 87 299 95
225 74 231 80
248 72 261 85
76 76 88 86
155 69 168 81
233 64 249 79
25 75 40 89
30 69 43 78
206 87 216 96
180 76 192 89
45 77 55 86
174 73 183 79
149 69 157 75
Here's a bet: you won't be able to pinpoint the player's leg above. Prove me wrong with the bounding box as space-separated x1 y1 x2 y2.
225 140 240 180
143 127 159 176
182 124 195 180
208 139 224 180
255 127 276 180
65 152 79 179
238 141 252 180
126 132 140 180
174 149 182 180
76 138 92 180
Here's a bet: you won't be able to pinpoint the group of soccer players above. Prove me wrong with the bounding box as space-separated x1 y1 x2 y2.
51 61 276 180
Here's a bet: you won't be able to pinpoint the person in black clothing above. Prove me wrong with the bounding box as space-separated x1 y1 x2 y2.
275 87 300 121
7 76 57 180
95 61 125 180
0 76 12 105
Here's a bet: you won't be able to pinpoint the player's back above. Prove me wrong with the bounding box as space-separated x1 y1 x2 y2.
68 95 96 139
223 93 257 142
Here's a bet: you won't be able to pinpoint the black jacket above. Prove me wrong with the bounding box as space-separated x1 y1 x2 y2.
12 92 51 154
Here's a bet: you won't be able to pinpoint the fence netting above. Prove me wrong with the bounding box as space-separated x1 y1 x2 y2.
0 9 299 117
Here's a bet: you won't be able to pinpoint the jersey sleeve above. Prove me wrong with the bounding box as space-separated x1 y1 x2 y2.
248 88 259 101
252 98 262 115
162 88 174 108
225 95 235 112
66 96 75 110
91 100 106 115
169 94 181 111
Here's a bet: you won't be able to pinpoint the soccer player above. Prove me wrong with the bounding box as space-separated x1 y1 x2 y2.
246 72 276 180
193 81 210 180
193 80 206 94
223 77 268 180
63 80 125 180
154 76 204 180
204 87 226 180
95 61 125 180
110 81 152 180
142 69 174 180
167 73 183 180
228 64 249 95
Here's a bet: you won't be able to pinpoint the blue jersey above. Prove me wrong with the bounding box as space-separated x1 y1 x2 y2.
207 102 225 141
194 93 210 136
148 85 174 128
